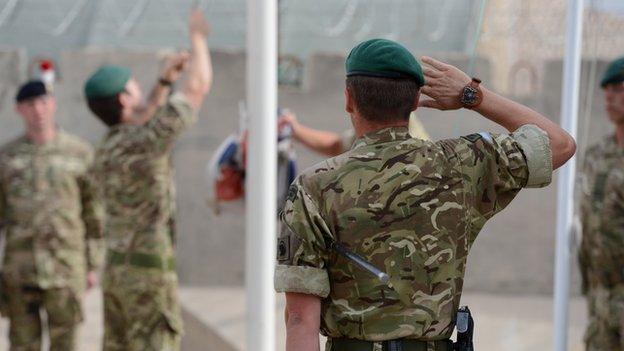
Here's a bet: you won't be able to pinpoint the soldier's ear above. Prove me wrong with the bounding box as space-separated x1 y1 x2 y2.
345 88 355 114
412 91 421 112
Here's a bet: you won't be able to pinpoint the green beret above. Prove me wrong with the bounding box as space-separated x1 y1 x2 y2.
601 57 624 87
346 39 425 86
84 65 131 99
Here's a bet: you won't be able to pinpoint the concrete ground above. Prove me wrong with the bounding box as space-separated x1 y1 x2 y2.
0 287 588 351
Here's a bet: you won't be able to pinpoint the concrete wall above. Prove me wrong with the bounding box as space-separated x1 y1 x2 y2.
0 49 613 295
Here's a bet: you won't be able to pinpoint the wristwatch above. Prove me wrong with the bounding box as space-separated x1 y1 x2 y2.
158 77 174 87
460 78 483 109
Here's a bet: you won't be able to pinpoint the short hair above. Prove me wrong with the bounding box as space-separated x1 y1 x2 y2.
346 76 419 122
87 94 122 127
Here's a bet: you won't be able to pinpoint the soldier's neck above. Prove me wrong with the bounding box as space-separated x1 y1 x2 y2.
27 128 56 145
352 116 409 138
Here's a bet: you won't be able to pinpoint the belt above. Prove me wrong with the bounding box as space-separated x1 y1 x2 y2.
107 250 176 271
329 338 453 351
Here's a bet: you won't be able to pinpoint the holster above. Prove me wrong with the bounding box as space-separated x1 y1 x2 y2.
453 306 474 351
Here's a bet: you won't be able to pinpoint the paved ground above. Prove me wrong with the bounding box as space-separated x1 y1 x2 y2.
0 287 588 351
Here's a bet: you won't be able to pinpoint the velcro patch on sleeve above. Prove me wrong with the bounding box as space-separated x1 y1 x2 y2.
462 133 483 143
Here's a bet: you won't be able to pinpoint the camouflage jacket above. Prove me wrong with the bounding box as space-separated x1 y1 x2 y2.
0 131 103 291
579 136 624 292
92 93 196 266
275 125 552 341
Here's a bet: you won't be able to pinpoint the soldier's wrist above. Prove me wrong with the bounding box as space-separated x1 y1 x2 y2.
470 86 490 113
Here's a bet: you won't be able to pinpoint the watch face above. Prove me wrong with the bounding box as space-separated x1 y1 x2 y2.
461 86 478 106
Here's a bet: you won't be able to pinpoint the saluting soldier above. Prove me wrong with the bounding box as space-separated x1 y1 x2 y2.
274 39 576 351
0 81 103 351
578 57 624 351
84 9 213 351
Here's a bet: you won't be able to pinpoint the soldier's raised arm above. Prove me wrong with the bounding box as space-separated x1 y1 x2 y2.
181 8 213 111
419 56 576 169
138 9 213 150
138 8 212 123
278 110 346 157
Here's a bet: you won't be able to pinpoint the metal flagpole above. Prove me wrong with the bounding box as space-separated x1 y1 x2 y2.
553 0 584 350
246 0 277 350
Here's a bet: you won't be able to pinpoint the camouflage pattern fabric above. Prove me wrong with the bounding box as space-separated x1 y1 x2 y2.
92 92 196 350
584 286 624 350
579 136 624 350
0 131 104 291
3 285 82 351
275 124 552 341
103 266 182 351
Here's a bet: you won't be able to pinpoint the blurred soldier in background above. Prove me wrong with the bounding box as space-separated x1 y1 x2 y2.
0 80 103 351
278 110 430 157
84 9 213 351
578 57 624 351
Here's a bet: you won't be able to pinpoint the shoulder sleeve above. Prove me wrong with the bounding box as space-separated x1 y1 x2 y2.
78 147 105 271
274 178 331 298
443 124 552 220
577 148 596 295
144 92 198 149
511 124 552 188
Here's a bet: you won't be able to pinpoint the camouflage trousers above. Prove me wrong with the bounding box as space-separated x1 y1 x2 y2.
102 266 183 351
3 285 82 351
584 285 624 351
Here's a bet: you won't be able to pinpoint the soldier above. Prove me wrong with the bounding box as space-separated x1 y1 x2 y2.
0 80 103 351
84 9 212 351
578 57 624 351
278 110 430 157
274 39 576 351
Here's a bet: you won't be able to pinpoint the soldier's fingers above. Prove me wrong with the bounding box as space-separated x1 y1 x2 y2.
421 56 449 71
420 85 434 97
423 68 442 79
418 99 442 109
422 77 440 88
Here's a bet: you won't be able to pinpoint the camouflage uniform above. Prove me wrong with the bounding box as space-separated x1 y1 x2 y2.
92 93 196 351
0 131 103 351
579 136 624 351
275 124 552 349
